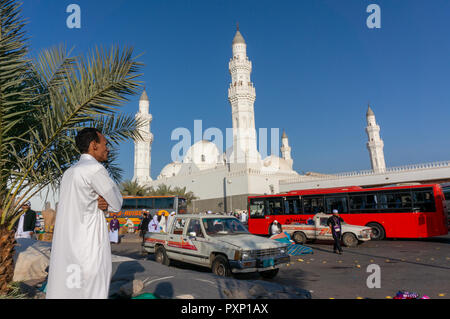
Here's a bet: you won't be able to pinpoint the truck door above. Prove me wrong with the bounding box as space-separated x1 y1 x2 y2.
317 216 332 240
167 217 187 261
182 218 209 266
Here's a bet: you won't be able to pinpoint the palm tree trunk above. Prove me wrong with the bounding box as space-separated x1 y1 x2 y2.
0 224 16 295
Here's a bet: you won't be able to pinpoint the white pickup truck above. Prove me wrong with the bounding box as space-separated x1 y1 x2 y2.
282 213 372 247
143 214 290 278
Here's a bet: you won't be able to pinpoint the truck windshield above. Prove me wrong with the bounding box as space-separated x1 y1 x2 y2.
202 218 249 236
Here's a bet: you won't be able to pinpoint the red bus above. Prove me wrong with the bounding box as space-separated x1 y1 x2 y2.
247 184 449 240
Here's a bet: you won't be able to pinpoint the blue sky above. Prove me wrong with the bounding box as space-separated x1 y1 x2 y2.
22 0 450 180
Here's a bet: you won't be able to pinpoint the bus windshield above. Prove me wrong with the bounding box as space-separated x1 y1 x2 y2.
202 218 249 236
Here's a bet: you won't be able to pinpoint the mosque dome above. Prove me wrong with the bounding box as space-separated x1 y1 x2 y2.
183 140 221 170
158 162 182 179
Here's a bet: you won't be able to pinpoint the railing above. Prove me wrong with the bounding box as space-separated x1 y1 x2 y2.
280 160 450 184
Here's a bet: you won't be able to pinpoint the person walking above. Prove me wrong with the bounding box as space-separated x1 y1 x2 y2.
14 201 37 239
139 213 150 243
327 209 344 254
109 215 120 244
46 128 123 299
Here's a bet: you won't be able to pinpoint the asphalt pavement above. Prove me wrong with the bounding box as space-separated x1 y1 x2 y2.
112 233 450 299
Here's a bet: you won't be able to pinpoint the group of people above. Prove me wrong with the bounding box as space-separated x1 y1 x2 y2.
137 211 177 242
20 126 348 299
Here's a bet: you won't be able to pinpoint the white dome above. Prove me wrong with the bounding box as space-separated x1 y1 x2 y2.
262 155 293 173
183 140 221 170
158 162 182 179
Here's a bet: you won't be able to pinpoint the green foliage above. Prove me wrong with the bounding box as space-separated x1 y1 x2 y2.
0 0 144 229
120 181 198 205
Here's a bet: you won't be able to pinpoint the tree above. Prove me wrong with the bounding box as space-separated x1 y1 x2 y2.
120 180 148 196
0 0 143 295
145 184 197 205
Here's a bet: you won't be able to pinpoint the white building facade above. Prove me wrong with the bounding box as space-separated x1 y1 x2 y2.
132 27 450 212
140 28 298 212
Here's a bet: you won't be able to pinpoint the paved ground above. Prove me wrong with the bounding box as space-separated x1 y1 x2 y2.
112 233 450 299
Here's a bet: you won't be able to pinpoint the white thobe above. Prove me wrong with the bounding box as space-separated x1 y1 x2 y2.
15 213 31 239
46 154 122 299
109 230 119 243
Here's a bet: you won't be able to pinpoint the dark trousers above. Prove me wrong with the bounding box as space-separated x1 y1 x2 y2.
140 230 147 244
332 232 342 252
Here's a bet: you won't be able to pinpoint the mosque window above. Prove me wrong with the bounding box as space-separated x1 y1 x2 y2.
201 154 206 162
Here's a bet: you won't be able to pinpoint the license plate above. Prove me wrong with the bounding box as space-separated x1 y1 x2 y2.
263 258 274 267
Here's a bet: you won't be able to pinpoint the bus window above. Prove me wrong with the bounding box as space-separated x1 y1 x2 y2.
377 191 412 211
136 198 154 210
249 199 265 218
284 196 301 214
303 196 324 214
177 197 187 214
122 198 137 209
154 197 175 210
325 196 348 214
349 193 378 211
412 189 436 212
266 197 283 215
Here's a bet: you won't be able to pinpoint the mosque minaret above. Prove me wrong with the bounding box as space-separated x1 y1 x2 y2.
227 25 260 164
133 89 153 184
366 105 386 173
281 130 293 170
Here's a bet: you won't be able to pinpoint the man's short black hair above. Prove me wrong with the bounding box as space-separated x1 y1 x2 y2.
75 128 101 154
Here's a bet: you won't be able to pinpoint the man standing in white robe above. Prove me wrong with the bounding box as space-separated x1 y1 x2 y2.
46 128 123 299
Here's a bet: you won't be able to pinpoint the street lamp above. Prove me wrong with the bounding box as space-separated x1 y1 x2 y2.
227 178 232 213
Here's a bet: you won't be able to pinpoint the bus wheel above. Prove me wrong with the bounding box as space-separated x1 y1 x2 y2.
342 233 358 247
367 223 385 241
292 232 307 245
155 246 170 266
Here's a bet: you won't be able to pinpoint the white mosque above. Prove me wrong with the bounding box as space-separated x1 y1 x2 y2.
132 27 450 212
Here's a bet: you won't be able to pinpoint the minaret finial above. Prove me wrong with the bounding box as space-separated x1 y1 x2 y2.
237 22 239 31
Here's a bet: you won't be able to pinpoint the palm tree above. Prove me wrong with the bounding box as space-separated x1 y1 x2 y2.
120 180 148 196
0 0 143 295
145 184 197 205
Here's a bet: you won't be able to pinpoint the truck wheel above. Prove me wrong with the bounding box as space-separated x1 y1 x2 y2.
155 246 170 266
212 255 232 277
342 233 358 248
260 268 279 279
366 223 385 241
292 231 307 245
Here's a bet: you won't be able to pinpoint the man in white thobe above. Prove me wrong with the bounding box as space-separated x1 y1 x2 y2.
46 128 123 299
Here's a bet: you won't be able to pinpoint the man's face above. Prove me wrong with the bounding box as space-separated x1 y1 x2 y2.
22 205 30 210
91 132 109 162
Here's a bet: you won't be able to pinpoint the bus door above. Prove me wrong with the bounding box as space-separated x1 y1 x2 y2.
248 198 267 234
265 197 284 234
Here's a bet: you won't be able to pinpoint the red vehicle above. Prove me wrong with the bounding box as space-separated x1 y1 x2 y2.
248 184 449 240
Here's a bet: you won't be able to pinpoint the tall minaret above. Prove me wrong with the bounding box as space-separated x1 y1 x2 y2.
133 89 153 184
280 130 293 169
228 25 260 165
366 105 386 173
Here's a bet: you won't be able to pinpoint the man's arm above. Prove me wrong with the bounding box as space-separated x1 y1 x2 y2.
90 167 123 212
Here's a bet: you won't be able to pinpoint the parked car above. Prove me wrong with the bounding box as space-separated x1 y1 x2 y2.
143 214 290 278
282 213 372 247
